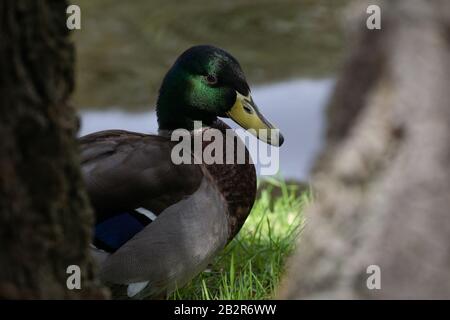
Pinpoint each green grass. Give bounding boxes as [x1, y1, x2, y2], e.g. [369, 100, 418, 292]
[169, 179, 311, 300]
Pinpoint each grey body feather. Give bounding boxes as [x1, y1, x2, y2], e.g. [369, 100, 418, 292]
[98, 176, 229, 298]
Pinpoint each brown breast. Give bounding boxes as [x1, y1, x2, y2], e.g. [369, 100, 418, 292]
[199, 119, 257, 241]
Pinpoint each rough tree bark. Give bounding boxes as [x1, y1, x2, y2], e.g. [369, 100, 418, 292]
[279, 0, 450, 299]
[0, 1, 105, 298]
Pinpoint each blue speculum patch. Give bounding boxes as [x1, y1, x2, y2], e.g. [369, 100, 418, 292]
[94, 212, 151, 252]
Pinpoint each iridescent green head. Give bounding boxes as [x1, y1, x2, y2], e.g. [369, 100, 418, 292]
[156, 45, 283, 146]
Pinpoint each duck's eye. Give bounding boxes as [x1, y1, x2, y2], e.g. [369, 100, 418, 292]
[205, 74, 218, 85]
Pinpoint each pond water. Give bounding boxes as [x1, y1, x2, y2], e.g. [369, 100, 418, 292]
[79, 78, 334, 182]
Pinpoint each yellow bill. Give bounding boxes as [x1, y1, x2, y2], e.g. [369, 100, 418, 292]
[226, 91, 284, 146]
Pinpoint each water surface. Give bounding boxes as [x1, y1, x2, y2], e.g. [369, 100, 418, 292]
[80, 78, 334, 181]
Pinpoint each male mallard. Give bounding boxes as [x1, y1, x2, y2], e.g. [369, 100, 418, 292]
[80, 45, 284, 299]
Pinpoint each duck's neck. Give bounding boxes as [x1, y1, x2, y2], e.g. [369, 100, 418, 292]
[156, 72, 217, 131]
[156, 101, 217, 131]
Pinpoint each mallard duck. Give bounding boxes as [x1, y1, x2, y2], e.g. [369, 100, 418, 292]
[80, 45, 284, 299]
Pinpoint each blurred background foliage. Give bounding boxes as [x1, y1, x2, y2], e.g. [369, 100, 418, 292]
[73, 0, 348, 109]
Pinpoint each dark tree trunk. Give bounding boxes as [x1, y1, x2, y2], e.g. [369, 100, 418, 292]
[0, 1, 105, 298]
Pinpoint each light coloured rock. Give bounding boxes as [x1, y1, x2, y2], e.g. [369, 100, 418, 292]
[279, 0, 450, 299]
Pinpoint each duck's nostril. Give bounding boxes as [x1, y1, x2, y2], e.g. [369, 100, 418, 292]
[243, 105, 253, 114]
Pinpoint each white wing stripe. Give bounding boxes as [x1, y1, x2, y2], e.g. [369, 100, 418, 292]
[135, 207, 158, 221]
